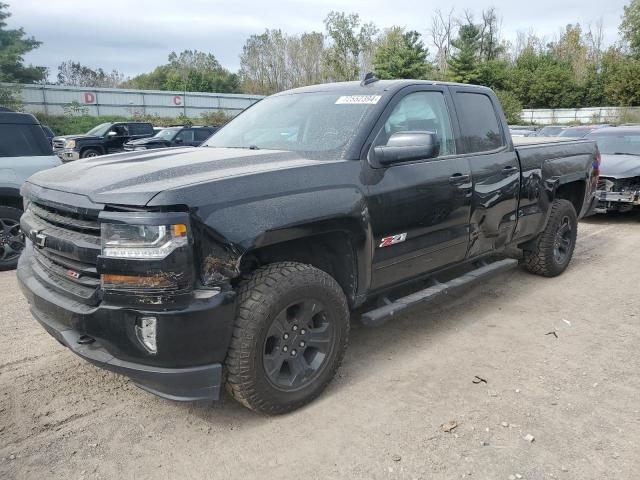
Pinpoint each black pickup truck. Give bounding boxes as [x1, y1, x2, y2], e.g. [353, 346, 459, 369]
[52, 121, 155, 161]
[17, 79, 599, 414]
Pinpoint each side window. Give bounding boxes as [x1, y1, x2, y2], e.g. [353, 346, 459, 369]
[193, 129, 212, 142]
[111, 124, 128, 136]
[181, 129, 195, 143]
[373, 91, 456, 156]
[129, 123, 151, 136]
[455, 93, 504, 153]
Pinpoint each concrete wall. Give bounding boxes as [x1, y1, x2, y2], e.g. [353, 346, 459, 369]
[6, 83, 264, 118]
[521, 106, 640, 125]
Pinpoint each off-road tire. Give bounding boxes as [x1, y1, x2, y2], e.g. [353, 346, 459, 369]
[522, 199, 577, 277]
[0, 206, 25, 271]
[225, 262, 350, 414]
[81, 148, 101, 158]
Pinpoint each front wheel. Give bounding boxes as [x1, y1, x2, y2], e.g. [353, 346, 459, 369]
[225, 262, 350, 414]
[521, 199, 578, 277]
[0, 206, 25, 271]
[81, 148, 101, 158]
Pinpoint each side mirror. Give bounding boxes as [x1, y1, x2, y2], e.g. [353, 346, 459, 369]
[107, 131, 118, 137]
[174, 138, 183, 144]
[372, 131, 440, 165]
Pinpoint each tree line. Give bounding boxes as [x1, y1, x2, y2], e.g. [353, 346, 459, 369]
[3, 1, 640, 121]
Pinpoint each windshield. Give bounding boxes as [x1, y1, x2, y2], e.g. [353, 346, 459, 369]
[86, 123, 112, 137]
[588, 132, 640, 156]
[203, 93, 380, 157]
[153, 128, 180, 140]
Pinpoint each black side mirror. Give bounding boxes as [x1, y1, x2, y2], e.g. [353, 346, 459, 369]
[174, 138, 183, 144]
[373, 131, 440, 165]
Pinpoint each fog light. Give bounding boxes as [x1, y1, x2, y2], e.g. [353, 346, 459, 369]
[136, 316, 157, 354]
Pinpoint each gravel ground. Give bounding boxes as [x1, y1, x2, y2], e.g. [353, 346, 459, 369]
[1, 213, 639, 480]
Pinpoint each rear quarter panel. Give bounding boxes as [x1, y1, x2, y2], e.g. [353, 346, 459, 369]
[512, 138, 596, 242]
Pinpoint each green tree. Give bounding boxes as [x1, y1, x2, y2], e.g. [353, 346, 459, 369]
[620, 0, 640, 57]
[602, 47, 640, 105]
[448, 23, 481, 83]
[57, 60, 126, 87]
[323, 11, 378, 81]
[0, 2, 46, 84]
[495, 89, 522, 124]
[372, 27, 431, 79]
[126, 50, 238, 93]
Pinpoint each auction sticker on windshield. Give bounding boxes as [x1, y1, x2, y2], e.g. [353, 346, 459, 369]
[335, 95, 382, 105]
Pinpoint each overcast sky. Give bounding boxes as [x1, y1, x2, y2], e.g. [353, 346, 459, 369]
[6, 0, 630, 79]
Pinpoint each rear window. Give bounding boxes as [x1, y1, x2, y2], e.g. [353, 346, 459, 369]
[0, 124, 52, 157]
[129, 123, 153, 135]
[455, 93, 505, 153]
[194, 128, 212, 142]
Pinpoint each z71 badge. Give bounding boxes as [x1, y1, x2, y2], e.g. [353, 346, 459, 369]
[379, 233, 407, 248]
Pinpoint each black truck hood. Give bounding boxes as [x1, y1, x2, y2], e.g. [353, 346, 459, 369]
[53, 134, 101, 142]
[26, 147, 325, 206]
[600, 153, 640, 178]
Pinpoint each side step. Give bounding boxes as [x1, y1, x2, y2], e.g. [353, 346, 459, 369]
[360, 258, 518, 327]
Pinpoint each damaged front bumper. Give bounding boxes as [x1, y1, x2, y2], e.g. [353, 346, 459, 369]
[595, 190, 640, 213]
[17, 248, 237, 401]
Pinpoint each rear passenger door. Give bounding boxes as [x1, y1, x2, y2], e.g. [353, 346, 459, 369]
[364, 86, 473, 292]
[450, 88, 520, 257]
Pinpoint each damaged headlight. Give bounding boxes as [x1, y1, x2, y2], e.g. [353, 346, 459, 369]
[102, 223, 188, 259]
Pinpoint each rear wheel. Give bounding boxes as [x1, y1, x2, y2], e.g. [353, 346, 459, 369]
[0, 206, 25, 271]
[225, 262, 350, 414]
[522, 199, 577, 277]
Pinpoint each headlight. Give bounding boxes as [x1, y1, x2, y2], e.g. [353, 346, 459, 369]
[65, 139, 76, 148]
[102, 223, 188, 259]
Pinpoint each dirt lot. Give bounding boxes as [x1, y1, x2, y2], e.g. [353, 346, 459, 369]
[1, 213, 639, 480]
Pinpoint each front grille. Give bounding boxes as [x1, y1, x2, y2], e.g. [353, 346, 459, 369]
[24, 201, 102, 305]
[52, 139, 65, 151]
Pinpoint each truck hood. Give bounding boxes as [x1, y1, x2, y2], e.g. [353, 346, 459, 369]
[53, 134, 101, 142]
[600, 153, 640, 178]
[25, 147, 325, 206]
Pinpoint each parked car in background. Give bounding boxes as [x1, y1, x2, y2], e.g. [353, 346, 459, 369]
[535, 125, 566, 137]
[18, 79, 598, 413]
[0, 112, 60, 270]
[509, 128, 535, 137]
[586, 126, 640, 213]
[560, 125, 609, 138]
[52, 121, 154, 161]
[123, 125, 218, 151]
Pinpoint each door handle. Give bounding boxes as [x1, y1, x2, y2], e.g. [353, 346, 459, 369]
[449, 173, 471, 185]
[501, 165, 518, 175]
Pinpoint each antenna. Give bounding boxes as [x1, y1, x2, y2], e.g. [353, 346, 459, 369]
[361, 72, 379, 86]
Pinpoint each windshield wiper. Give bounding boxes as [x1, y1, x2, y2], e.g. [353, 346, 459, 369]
[611, 152, 640, 156]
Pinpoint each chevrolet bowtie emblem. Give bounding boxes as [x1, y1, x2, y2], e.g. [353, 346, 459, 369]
[34, 231, 47, 248]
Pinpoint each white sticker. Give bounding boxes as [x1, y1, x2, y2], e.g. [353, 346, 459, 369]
[335, 95, 382, 105]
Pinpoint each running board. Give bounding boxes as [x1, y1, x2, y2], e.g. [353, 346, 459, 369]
[360, 258, 518, 327]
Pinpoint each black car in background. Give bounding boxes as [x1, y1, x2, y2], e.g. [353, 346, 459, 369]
[52, 121, 155, 161]
[124, 126, 218, 151]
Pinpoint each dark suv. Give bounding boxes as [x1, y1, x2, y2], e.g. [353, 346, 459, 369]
[52, 122, 154, 161]
[124, 126, 217, 151]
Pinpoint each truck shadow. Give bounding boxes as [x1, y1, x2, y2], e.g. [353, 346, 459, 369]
[180, 214, 625, 423]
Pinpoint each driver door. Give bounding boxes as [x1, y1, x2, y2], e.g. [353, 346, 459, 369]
[364, 87, 473, 291]
[105, 125, 128, 153]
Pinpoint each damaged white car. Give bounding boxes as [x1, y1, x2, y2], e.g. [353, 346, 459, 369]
[586, 126, 640, 213]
